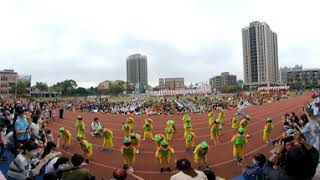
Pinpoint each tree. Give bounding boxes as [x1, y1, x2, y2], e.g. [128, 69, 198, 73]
[33, 82, 49, 92]
[72, 87, 88, 96]
[87, 86, 98, 95]
[109, 83, 124, 95]
[50, 84, 63, 93]
[9, 83, 16, 95]
[51, 79, 77, 96]
[16, 79, 27, 96]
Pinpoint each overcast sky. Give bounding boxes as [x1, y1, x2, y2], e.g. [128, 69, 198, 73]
[0, 0, 319, 87]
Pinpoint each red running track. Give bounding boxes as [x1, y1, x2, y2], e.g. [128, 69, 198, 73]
[47, 93, 311, 179]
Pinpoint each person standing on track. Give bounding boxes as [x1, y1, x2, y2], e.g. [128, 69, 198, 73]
[122, 122, 131, 138]
[58, 127, 71, 150]
[167, 119, 176, 131]
[216, 118, 223, 135]
[231, 113, 239, 130]
[231, 127, 248, 165]
[76, 135, 93, 160]
[263, 118, 273, 144]
[193, 141, 209, 170]
[155, 140, 176, 173]
[130, 132, 141, 154]
[237, 100, 248, 117]
[75, 115, 85, 138]
[165, 121, 174, 141]
[184, 128, 196, 152]
[127, 117, 135, 130]
[210, 119, 220, 146]
[240, 115, 251, 137]
[154, 134, 166, 148]
[217, 109, 225, 125]
[143, 120, 153, 141]
[121, 137, 136, 172]
[208, 110, 215, 127]
[100, 127, 113, 152]
[184, 119, 192, 134]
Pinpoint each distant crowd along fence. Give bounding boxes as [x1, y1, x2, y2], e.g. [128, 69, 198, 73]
[258, 86, 290, 91]
[148, 89, 212, 96]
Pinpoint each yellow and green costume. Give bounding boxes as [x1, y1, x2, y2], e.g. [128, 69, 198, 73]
[143, 122, 153, 140]
[102, 128, 113, 148]
[122, 123, 131, 137]
[155, 140, 175, 165]
[59, 127, 71, 146]
[184, 131, 196, 149]
[231, 131, 248, 159]
[76, 119, 85, 137]
[193, 141, 208, 164]
[263, 118, 272, 141]
[79, 139, 93, 157]
[231, 115, 239, 129]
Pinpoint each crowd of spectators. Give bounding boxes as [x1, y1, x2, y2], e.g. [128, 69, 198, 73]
[239, 90, 320, 180]
[0, 89, 311, 180]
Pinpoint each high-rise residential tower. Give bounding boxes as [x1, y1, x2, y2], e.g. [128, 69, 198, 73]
[242, 21, 279, 86]
[126, 54, 148, 92]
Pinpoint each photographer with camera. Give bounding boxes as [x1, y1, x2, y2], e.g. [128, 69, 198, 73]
[294, 106, 320, 159]
[263, 130, 319, 180]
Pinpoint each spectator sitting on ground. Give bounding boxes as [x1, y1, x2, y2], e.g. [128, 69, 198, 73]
[60, 153, 95, 180]
[241, 154, 266, 180]
[170, 158, 208, 180]
[91, 117, 102, 137]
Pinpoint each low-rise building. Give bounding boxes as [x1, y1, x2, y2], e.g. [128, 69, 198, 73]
[0, 69, 18, 97]
[159, 78, 185, 90]
[280, 65, 303, 84]
[209, 72, 237, 90]
[287, 69, 320, 87]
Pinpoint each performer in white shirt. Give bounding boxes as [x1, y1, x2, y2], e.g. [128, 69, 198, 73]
[91, 117, 102, 136]
[237, 100, 248, 117]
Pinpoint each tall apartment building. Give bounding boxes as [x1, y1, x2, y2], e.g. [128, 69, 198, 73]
[209, 72, 237, 90]
[126, 54, 148, 93]
[159, 78, 185, 90]
[280, 65, 303, 84]
[242, 21, 279, 86]
[0, 69, 18, 97]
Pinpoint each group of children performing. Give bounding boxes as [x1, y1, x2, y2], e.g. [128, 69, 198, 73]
[56, 108, 273, 172]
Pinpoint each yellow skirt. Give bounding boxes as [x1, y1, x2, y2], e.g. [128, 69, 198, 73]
[231, 123, 238, 129]
[210, 131, 219, 140]
[194, 154, 207, 164]
[233, 145, 244, 158]
[87, 144, 93, 157]
[124, 154, 135, 165]
[77, 130, 85, 137]
[159, 156, 171, 164]
[263, 132, 270, 141]
[102, 138, 113, 148]
[144, 131, 153, 139]
[185, 140, 195, 148]
[124, 130, 131, 137]
[166, 133, 173, 141]
[64, 137, 71, 145]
